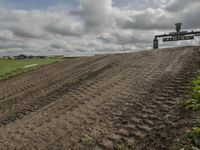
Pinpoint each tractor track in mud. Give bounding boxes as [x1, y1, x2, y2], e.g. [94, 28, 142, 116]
[0, 46, 200, 149]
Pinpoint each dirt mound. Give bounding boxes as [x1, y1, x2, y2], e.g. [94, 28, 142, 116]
[0, 46, 200, 149]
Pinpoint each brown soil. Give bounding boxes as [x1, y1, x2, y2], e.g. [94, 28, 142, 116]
[0, 46, 200, 150]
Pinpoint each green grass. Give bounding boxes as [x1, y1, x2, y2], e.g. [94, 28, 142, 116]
[187, 127, 200, 147]
[178, 125, 200, 150]
[183, 72, 200, 110]
[0, 58, 63, 80]
[179, 71, 200, 149]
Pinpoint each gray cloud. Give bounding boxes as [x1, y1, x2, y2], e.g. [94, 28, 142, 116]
[45, 23, 83, 37]
[0, 40, 28, 49]
[116, 8, 175, 30]
[98, 30, 152, 45]
[75, 0, 115, 33]
[165, 0, 200, 12]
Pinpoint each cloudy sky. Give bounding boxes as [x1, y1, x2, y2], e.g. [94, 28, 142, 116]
[0, 0, 200, 56]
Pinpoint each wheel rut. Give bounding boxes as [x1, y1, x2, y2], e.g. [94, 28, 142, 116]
[0, 47, 199, 149]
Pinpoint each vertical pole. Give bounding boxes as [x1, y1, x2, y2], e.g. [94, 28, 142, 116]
[153, 37, 159, 49]
[199, 37, 200, 46]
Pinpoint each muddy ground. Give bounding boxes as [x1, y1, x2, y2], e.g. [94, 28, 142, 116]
[0, 46, 200, 150]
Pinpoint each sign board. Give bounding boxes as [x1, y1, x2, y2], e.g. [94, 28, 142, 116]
[163, 36, 194, 42]
[153, 23, 200, 49]
[170, 31, 188, 36]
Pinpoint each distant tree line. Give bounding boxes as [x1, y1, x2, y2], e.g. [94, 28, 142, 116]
[0, 54, 65, 60]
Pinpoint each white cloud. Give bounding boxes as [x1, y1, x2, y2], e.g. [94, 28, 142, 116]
[165, 0, 200, 12]
[77, 0, 115, 32]
[0, 0, 200, 56]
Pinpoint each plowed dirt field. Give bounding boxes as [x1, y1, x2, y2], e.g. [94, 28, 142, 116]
[0, 46, 200, 150]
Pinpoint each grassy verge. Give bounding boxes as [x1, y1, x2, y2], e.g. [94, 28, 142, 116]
[177, 125, 200, 150]
[180, 71, 200, 149]
[0, 58, 64, 80]
[183, 72, 200, 110]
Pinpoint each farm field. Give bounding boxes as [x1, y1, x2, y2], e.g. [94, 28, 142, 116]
[0, 58, 63, 80]
[0, 46, 200, 149]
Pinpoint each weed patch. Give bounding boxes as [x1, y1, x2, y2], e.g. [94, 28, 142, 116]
[183, 72, 200, 110]
[180, 72, 200, 149]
